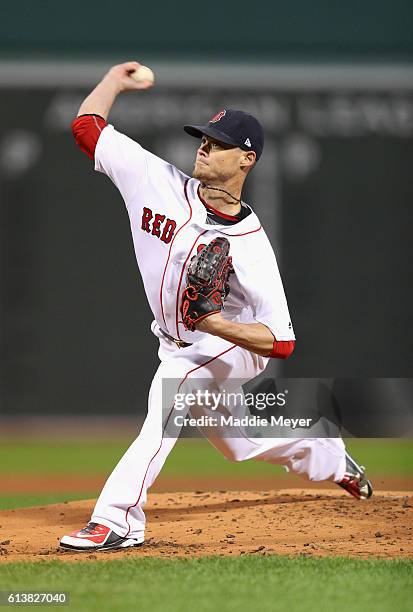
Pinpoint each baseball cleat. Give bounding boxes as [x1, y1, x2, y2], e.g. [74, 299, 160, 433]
[59, 522, 144, 552]
[337, 452, 373, 500]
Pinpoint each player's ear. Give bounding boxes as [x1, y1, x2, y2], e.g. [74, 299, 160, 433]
[240, 151, 256, 172]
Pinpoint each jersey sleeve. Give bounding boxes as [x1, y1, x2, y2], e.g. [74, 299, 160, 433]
[94, 124, 186, 212]
[94, 124, 149, 206]
[234, 233, 296, 342]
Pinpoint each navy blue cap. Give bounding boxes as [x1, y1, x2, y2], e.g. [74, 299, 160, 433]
[184, 109, 264, 160]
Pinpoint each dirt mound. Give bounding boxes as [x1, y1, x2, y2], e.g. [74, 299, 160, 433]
[0, 490, 412, 563]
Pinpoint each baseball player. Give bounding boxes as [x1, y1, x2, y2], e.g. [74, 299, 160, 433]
[60, 62, 372, 552]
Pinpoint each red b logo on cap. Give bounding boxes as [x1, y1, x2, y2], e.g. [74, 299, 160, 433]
[210, 110, 226, 123]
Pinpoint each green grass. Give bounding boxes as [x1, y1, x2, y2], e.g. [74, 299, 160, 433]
[0, 556, 411, 612]
[0, 438, 411, 510]
[0, 438, 412, 476]
[0, 440, 130, 475]
[0, 440, 411, 611]
[0, 493, 95, 511]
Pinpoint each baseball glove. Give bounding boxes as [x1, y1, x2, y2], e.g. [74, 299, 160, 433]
[180, 237, 233, 332]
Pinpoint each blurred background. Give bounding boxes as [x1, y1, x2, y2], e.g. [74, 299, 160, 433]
[0, 0, 412, 506]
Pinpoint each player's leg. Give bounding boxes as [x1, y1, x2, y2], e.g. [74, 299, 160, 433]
[89, 356, 188, 542]
[184, 343, 364, 494]
[224, 434, 372, 499]
[194, 384, 371, 498]
[61, 335, 258, 550]
[99, 336, 270, 539]
[193, 389, 347, 482]
[60, 360, 180, 550]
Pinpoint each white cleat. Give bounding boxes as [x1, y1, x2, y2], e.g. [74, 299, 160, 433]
[60, 522, 144, 552]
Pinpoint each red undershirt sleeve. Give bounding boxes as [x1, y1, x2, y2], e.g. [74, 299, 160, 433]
[72, 114, 107, 160]
[267, 339, 295, 359]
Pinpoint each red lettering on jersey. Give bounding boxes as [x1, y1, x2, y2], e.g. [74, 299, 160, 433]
[161, 219, 177, 244]
[141, 207, 153, 232]
[210, 110, 226, 123]
[141, 208, 177, 244]
[152, 213, 166, 238]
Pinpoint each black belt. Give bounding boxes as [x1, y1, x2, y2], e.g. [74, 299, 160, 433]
[159, 328, 193, 348]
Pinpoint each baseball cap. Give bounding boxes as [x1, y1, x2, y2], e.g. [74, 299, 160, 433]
[184, 109, 264, 160]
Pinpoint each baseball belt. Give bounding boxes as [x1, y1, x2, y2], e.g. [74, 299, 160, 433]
[159, 328, 193, 348]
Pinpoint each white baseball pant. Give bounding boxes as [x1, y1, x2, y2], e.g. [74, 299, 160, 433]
[91, 327, 346, 540]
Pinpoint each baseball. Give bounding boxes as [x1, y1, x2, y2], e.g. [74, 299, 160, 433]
[130, 65, 155, 84]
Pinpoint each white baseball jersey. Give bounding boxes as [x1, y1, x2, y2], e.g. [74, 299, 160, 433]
[94, 125, 295, 345]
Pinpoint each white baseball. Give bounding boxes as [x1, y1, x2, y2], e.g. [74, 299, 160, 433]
[130, 65, 155, 84]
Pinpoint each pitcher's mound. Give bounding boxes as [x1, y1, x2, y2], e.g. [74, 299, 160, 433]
[0, 489, 412, 563]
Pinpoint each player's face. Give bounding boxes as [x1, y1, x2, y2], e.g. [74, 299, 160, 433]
[192, 135, 245, 183]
